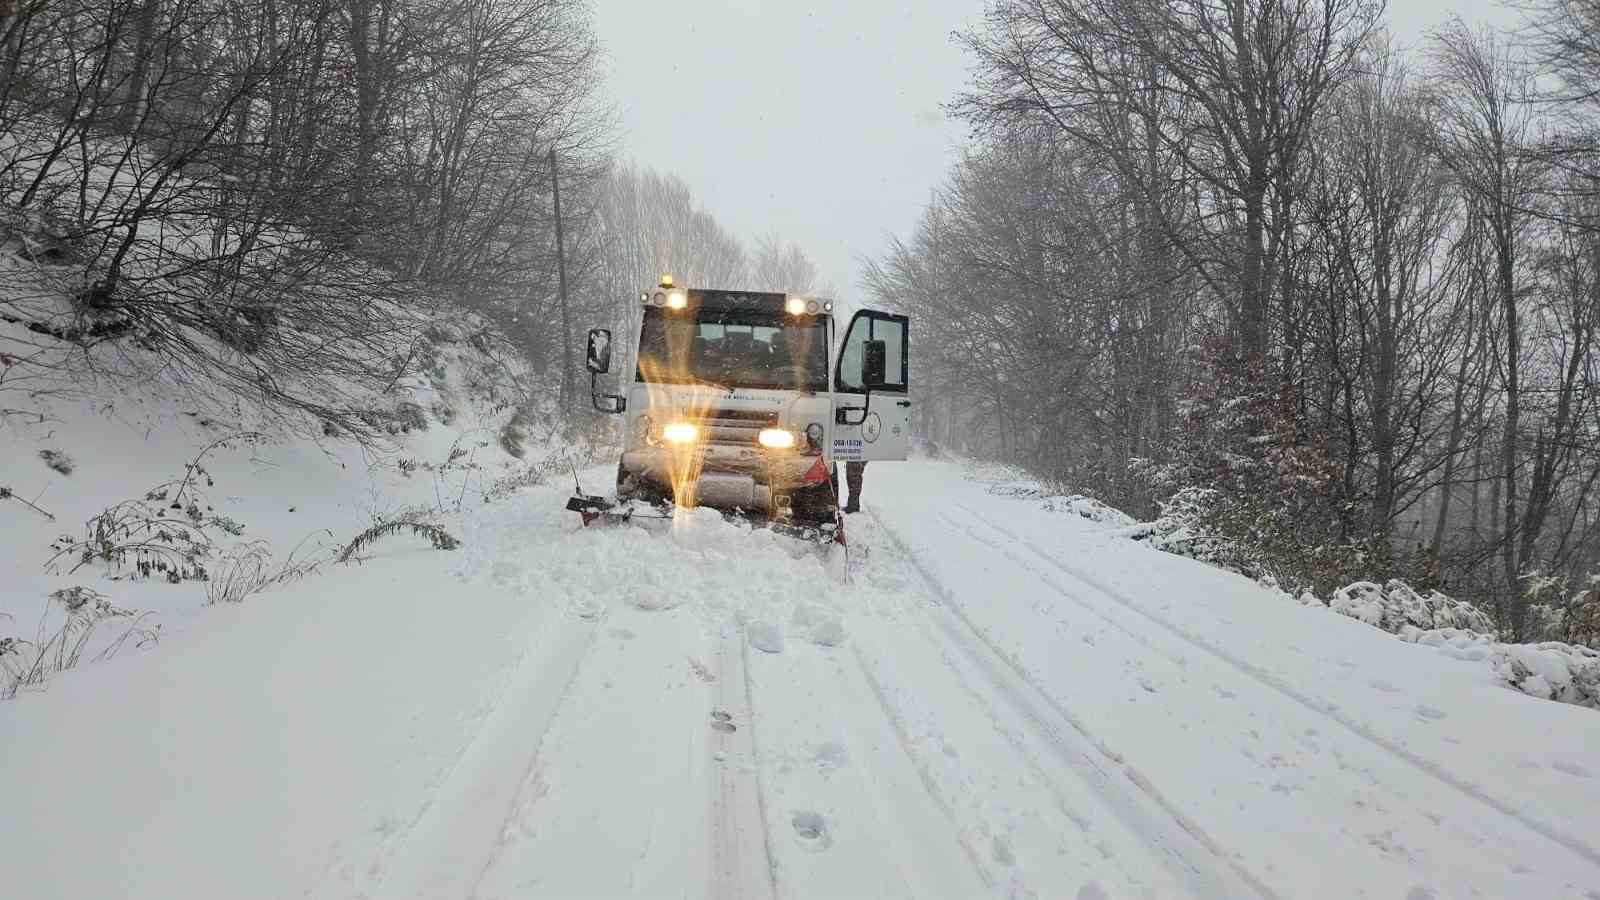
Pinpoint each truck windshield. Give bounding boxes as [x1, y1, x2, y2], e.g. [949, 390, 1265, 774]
[636, 307, 828, 392]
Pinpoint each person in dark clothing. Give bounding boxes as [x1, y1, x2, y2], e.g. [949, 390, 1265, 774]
[843, 460, 867, 514]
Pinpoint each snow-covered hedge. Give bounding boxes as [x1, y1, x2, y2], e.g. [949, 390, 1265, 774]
[1298, 579, 1600, 711]
[1324, 579, 1496, 635]
[1489, 642, 1600, 709]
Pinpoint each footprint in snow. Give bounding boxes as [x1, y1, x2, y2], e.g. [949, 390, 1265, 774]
[991, 835, 1015, 867]
[812, 741, 848, 771]
[1368, 679, 1400, 693]
[1414, 705, 1447, 721]
[791, 811, 832, 851]
[608, 627, 635, 640]
[1551, 760, 1593, 779]
[710, 710, 736, 733]
[1077, 881, 1109, 900]
[1407, 887, 1438, 900]
[688, 658, 716, 683]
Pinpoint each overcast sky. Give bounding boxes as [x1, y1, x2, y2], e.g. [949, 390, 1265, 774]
[593, 0, 1518, 303]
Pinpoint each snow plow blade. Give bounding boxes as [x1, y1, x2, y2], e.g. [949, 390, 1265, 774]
[565, 494, 667, 527]
[567, 493, 843, 545]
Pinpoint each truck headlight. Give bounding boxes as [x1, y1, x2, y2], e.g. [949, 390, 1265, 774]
[662, 422, 699, 444]
[758, 428, 796, 449]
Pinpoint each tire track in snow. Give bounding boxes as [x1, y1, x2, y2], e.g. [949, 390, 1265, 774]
[742, 609, 995, 898]
[708, 625, 778, 900]
[955, 500, 1600, 873]
[363, 618, 598, 900]
[843, 639, 1000, 894]
[865, 510, 1275, 900]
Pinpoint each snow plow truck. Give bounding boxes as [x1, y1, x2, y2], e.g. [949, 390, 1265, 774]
[567, 276, 910, 547]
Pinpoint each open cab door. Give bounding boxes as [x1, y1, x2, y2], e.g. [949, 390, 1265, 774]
[832, 310, 910, 462]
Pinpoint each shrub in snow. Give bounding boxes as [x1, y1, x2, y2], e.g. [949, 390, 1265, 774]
[1327, 580, 1495, 636]
[985, 480, 1050, 499]
[1129, 340, 1427, 597]
[483, 464, 551, 502]
[393, 401, 430, 433]
[1525, 572, 1600, 649]
[208, 539, 332, 605]
[44, 435, 263, 583]
[1137, 485, 1262, 575]
[1490, 642, 1600, 709]
[38, 448, 74, 475]
[2, 587, 159, 700]
[335, 516, 460, 564]
[498, 420, 528, 459]
[50, 585, 129, 617]
[0, 484, 56, 520]
[1299, 579, 1600, 711]
[1038, 494, 1135, 527]
[423, 323, 462, 345]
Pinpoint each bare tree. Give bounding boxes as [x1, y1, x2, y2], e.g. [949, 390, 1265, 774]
[1425, 19, 1547, 618]
[1304, 45, 1458, 548]
[748, 231, 821, 294]
[960, 0, 1381, 362]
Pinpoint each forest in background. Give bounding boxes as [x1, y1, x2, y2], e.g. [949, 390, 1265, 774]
[868, 0, 1600, 643]
[0, 0, 826, 436]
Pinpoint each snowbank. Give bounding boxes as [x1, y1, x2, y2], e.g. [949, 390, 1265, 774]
[954, 466, 1600, 715]
[961, 461, 1136, 528]
[0, 305, 577, 700]
[1296, 580, 1600, 711]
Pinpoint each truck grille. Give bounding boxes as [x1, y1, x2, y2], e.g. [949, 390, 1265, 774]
[690, 408, 778, 446]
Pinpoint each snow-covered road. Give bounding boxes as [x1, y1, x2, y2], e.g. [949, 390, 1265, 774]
[5, 460, 1600, 899]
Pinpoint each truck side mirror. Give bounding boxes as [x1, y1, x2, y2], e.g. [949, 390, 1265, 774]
[862, 339, 887, 389]
[585, 328, 625, 414]
[585, 328, 612, 374]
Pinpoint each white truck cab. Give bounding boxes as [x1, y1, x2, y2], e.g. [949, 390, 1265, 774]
[575, 277, 910, 535]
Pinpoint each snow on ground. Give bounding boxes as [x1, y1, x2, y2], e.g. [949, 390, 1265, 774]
[0, 312, 560, 652]
[4, 457, 1600, 899]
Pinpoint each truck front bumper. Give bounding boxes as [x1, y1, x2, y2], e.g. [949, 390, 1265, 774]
[620, 445, 830, 512]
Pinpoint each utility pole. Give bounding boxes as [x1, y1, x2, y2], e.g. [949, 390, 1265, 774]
[551, 147, 573, 410]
